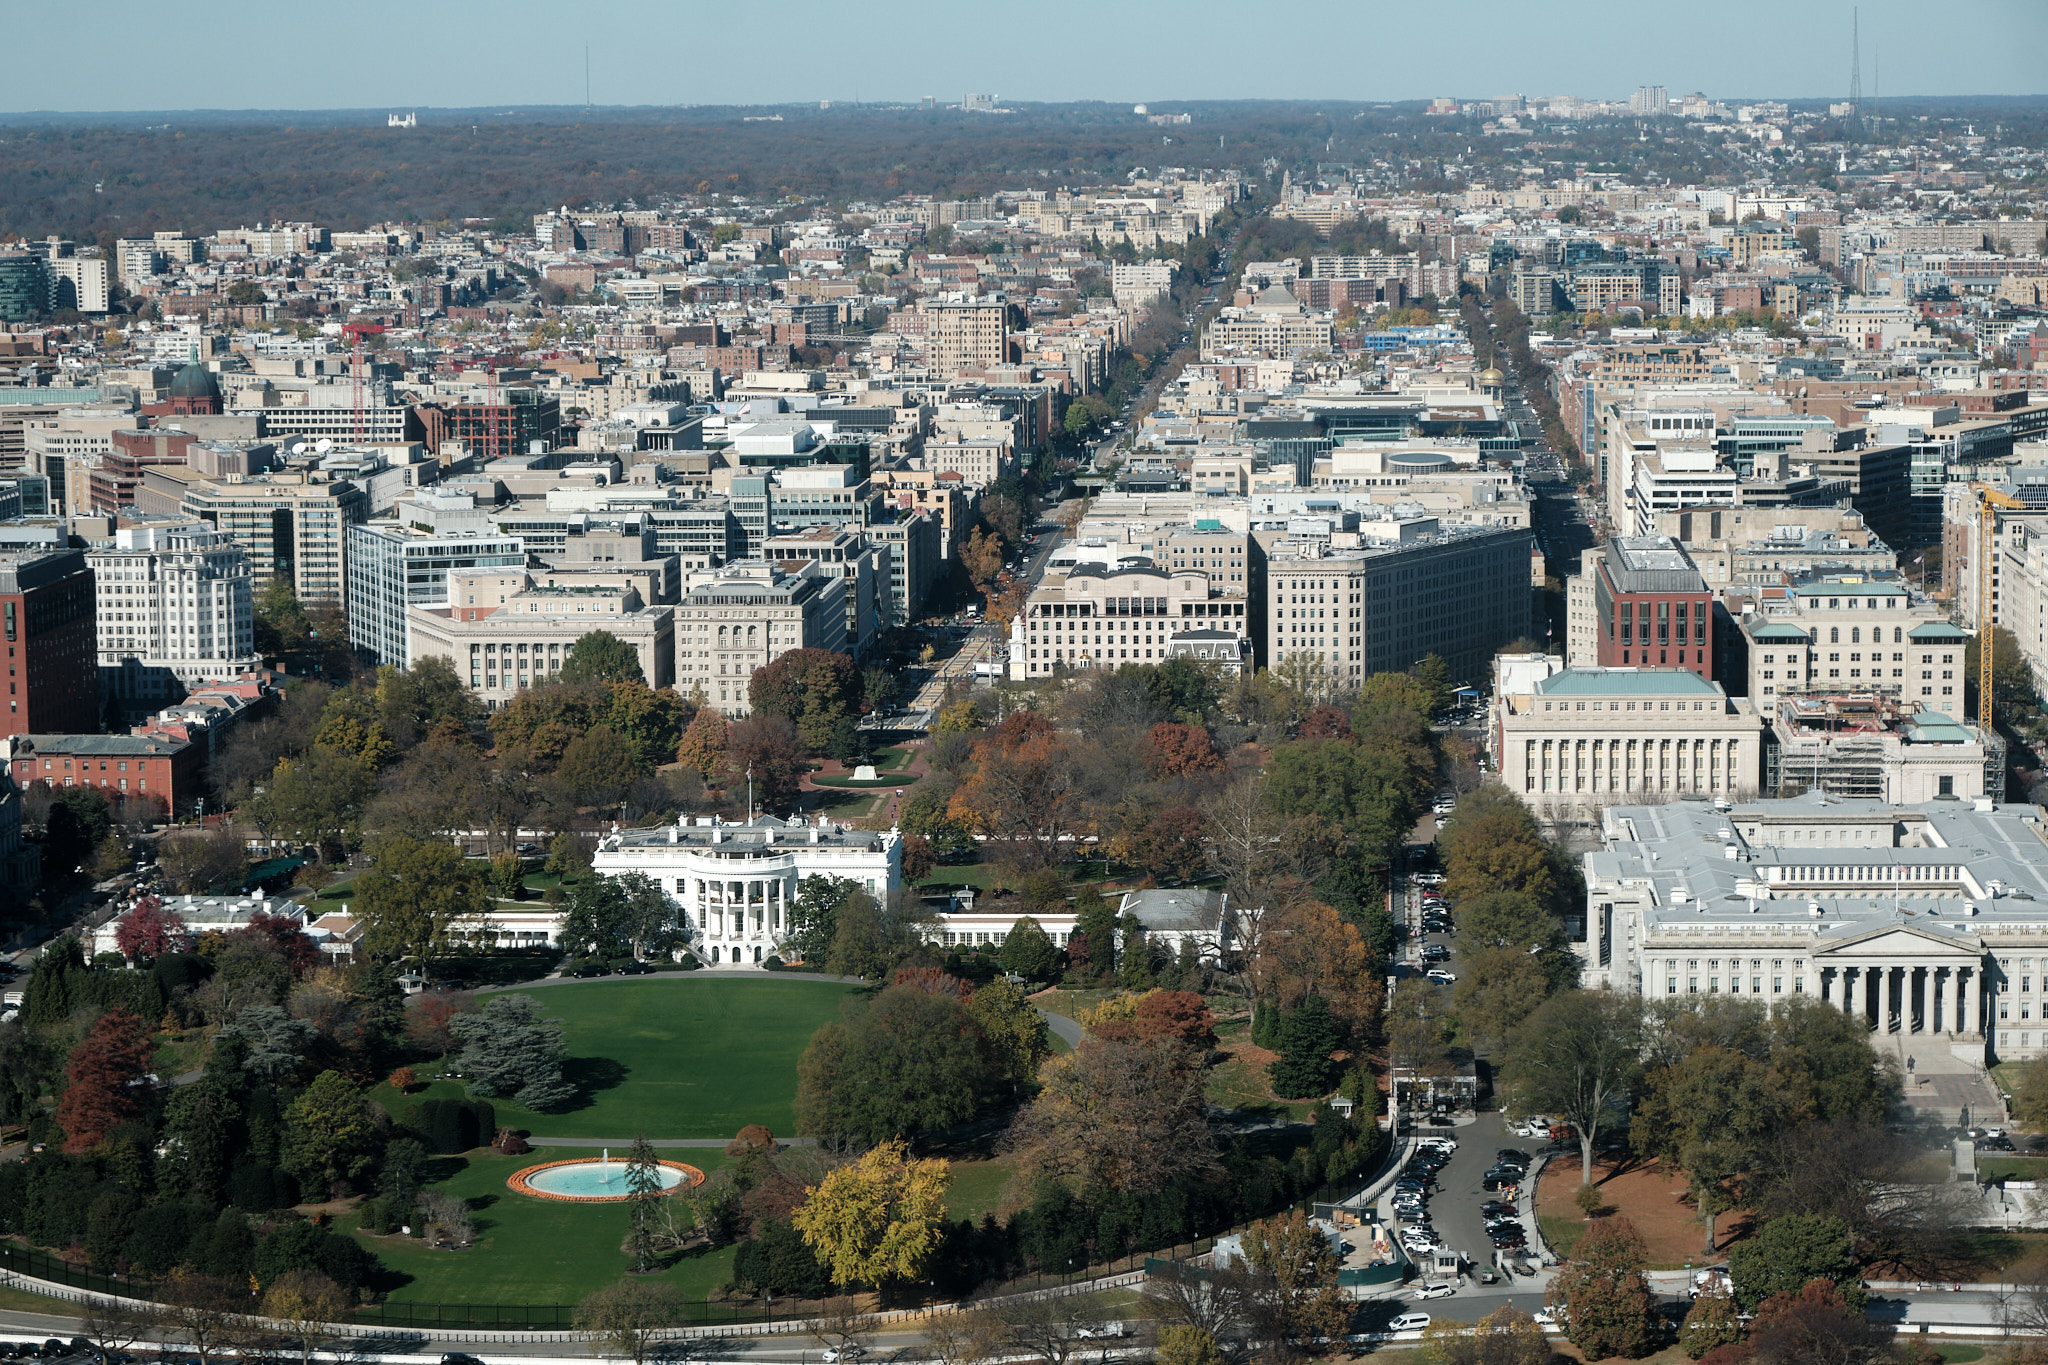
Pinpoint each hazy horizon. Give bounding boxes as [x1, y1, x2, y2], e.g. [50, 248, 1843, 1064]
[5, 0, 2040, 114]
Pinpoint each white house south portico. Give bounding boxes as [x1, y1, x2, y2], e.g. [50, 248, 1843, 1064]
[1584, 793, 2048, 1065]
[592, 814, 902, 967]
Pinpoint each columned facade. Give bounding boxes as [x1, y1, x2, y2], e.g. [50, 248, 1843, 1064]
[591, 815, 902, 969]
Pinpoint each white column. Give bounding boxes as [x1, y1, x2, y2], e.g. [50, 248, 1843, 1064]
[1962, 967, 1979, 1036]
[1843, 963, 1861, 1022]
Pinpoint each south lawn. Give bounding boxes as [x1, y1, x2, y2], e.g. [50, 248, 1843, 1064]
[373, 977, 855, 1139]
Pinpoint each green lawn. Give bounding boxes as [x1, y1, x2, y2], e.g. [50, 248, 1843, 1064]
[945, 1158, 1016, 1223]
[868, 745, 917, 773]
[152, 1029, 210, 1078]
[0, 1281, 74, 1317]
[1540, 1214, 1586, 1259]
[375, 978, 855, 1139]
[356, 1146, 737, 1305]
[1976, 1156, 2048, 1183]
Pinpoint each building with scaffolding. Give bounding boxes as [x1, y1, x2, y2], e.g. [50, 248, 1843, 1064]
[1765, 692, 1999, 804]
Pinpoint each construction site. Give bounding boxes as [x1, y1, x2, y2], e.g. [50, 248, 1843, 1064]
[1766, 691, 2002, 803]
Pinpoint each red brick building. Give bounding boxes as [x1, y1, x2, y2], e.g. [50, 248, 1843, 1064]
[92, 428, 196, 512]
[0, 550, 98, 736]
[1593, 536, 1714, 680]
[11, 733, 198, 821]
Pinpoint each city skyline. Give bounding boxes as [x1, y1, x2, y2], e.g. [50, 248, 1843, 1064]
[3, 0, 2042, 114]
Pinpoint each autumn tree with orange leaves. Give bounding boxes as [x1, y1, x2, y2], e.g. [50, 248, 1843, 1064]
[945, 712, 1083, 874]
[1249, 900, 1382, 1048]
[1148, 722, 1222, 777]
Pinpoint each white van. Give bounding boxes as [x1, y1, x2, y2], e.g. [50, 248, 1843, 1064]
[1390, 1314, 1432, 1332]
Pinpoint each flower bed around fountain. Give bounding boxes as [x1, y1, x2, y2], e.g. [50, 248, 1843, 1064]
[507, 1156, 705, 1202]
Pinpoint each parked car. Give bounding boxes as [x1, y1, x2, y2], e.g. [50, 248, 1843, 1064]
[1425, 969, 1456, 985]
[1496, 1148, 1532, 1164]
[1416, 1282, 1457, 1300]
[821, 1349, 867, 1364]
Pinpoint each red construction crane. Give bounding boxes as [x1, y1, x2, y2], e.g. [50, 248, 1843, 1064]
[341, 322, 386, 445]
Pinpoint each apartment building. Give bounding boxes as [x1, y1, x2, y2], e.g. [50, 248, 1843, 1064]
[674, 560, 849, 713]
[1200, 286, 1335, 360]
[924, 294, 1009, 380]
[88, 523, 258, 714]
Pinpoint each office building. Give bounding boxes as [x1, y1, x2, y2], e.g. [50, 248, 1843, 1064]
[346, 521, 528, 668]
[1492, 662, 1761, 820]
[0, 550, 98, 737]
[87, 524, 258, 714]
[178, 473, 370, 602]
[674, 560, 849, 713]
[1580, 793, 2048, 1063]
[1009, 560, 1253, 680]
[763, 527, 884, 662]
[1764, 693, 1995, 803]
[408, 570, 675, 707]
[1590, 536, 1714, 679]
[1737, 577, 1966, 716]
[1263, 525, 1534, 688]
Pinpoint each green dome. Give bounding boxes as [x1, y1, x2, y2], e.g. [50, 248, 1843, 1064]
[169, 360, 221, 401]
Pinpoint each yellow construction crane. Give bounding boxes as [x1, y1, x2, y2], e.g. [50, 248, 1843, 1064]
[1976, 484, 2030, 727]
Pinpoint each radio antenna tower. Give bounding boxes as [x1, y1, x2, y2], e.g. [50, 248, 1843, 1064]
[1848, 7, 1862, 124]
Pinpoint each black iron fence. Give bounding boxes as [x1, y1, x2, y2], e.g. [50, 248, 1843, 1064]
[0, 1242, 156, 1302]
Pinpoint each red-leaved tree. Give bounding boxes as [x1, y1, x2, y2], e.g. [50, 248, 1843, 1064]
[1132, 990, 1218, 1050]
[58, 1007, 154, 1153]
[113, 896, 188, 962]
[892, 966, 974, 1000]
[237, 910, 322, 977]
[1148, 722, 1222, 777]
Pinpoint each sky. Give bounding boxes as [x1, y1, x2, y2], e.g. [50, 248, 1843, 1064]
[5, 0, 2043, 113]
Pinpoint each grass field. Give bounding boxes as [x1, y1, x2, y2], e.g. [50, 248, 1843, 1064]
[1540, 1214, 1586, 1259]
[373, 978, 855, 1139]
[944, 1159, 1016, 1223]
[1976, 1156, 2048, 1183]
[357, 1146, 737, 1305]
[0, 1281, 75, 1317]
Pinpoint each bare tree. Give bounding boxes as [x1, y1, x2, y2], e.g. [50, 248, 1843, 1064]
[923, 1307, 1005, 1365]
[988, 1292, 1096, 1365]
[1749, 1120, 1970, 1280]
[1140, 1260, 1252, 1356]
[157, 1270, 248, 1365]
[811, 1295, 875, 1356]
[574, 1280, 684, 1365]
[77, 1296, 163, 1359]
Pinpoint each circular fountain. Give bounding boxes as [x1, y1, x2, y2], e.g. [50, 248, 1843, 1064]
[507, 1154, 704, 1202]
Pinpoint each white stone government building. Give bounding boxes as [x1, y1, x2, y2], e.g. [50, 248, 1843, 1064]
[1582, 792, 2048, 1064]
[591, 814, 901, 966]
